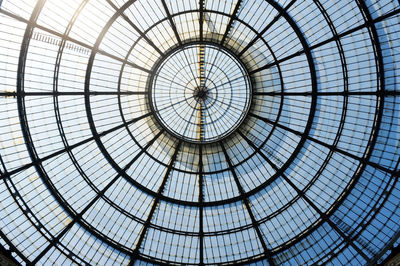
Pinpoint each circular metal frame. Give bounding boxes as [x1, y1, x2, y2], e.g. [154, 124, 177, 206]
[147, 41, 253, 144]
[0, 0, 399, 265]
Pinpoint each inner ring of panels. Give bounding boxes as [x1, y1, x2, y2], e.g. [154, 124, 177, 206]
[148, 42, 252, 144]
[0, 0, 399, 265]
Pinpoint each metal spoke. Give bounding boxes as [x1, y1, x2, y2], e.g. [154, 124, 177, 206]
[161, 0, 182, 45]
[198, 144, 204, 265]
[249, 113, 398, 176]
[220, 142, 275, 265]
[1, 0, 400, 265]
[199, 0, 204, 41]
[220, 0, 243, 45]
[106, 0, 164, 56]
[253, 91, 400, 97]
[249, 8, 400, 75]
[1, 112, 153, 180]
[0, 91, 148, 97]
[129, 139, 181, 264]
[238, 130, 370, 262]
[33, 130, 163, 263]
[238, 0, 297, 58]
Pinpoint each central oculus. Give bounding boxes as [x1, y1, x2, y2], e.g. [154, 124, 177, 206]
[148, 42, 252, 144]
[193, 86, 209, 102]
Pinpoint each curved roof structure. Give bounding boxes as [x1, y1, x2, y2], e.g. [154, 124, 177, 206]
[0, 0, 400, 265]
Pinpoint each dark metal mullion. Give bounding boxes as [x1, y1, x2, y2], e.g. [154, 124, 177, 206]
[249, 7, 400, 75]
[198, 144, 204, 265]
[97, 49, 151, 74]
[205, 54, 244, 88]
[348, 1, 386, 263]
[253, 91, 400, 97]
[239, 130, 370, 261]
[30, 219, 75, 264]
[33, 130, 162, 264]
[161, 0, 182, 46]
[0, 228, 29, 264]
[153, 94, 197, 118]
[220, 142, 275, 266]
[220, 0, 243, 45]
[205, 72, 250, 93]
[0, 112, 152, 181]
[203, 105, 222, 138]
[199, 0, 204, 41]
[106, 0, 164, 57]
[322, 168, 400, 266]
[0, 91, 148, 97]
[154, 67, 195, 91]
[129, 140, 182, 264]
[11, 1, 93, 263]
[15, 0, 136, 261]
[212, 97, 251, 114]
[180, 48, 201, 89]
[237, 0, 297, 58]
[172, 98, 198, 139]
[14, 3, 61, 264]
[282, 174, 370, 261]
[202, 46, 224, 89]
[0, 9, 151, 75]
[249, 113, 398, 176]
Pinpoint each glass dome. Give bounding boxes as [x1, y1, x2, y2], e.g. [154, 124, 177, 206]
[0, 0, 399, 265]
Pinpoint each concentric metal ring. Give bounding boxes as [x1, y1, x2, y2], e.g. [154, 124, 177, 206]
[0, 0, 399, 265]
[148, 42, 252, 144]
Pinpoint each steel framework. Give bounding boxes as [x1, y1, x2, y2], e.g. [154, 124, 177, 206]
[0, 0, 400, 265]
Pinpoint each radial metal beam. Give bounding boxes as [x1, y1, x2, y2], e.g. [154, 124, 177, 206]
[238, 130, 370, 261]
[237, 0, 296, 58]
[220, 142, 275, 266]
[0, 112, 152, 181]
[199, 0, 204, 41]
[249, 7, 400, 75]
[253, 90, 400, 97]
[30, 221, 75, 265]
[161, 0, 182, 45]
[283, 173, 371, 261]
[198, 144, 204, 265]
[0, 8, 151, 75]
[0, 223, 29, 264]
[106, 0, 164, 56]
[32, 130, 163, 264]
[220, 0, 243, 45]
[129, 140, 182, 264]
[0, 91, 148, 97]
[249, 113, 398, 177]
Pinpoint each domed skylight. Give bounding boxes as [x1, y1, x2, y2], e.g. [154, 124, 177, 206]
[0, 0, 399, 265]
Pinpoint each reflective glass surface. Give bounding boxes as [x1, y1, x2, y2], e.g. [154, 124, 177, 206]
[0, 0, 400, 265]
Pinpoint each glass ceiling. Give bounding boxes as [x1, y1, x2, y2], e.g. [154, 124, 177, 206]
[0, 0, 399, 265]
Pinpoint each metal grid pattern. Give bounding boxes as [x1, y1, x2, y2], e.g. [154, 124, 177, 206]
[149, 43, 252, 143]
[0, 0, 399, 265]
